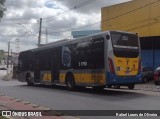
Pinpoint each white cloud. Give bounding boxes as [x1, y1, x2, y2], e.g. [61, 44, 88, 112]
[0, 0, 131, 52]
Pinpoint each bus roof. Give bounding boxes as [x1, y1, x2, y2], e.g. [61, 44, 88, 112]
[20, 30, 137, 53]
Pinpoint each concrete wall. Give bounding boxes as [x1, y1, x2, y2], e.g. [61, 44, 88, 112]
[101, 0, 160, 37]
[142, 50, 160, 70]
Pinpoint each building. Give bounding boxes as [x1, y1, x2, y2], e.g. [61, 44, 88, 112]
[101, 0, 160, 69]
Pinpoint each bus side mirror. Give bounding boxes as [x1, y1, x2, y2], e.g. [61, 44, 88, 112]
[106, 35, 110, 40]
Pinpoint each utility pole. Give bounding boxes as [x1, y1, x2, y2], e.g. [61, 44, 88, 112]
[15, 38, 20, 53]
[38, 18, 42, 47]
[7, 41, 10, 68]
[11, 50, 12, 68]
[46, 27, 48, 44]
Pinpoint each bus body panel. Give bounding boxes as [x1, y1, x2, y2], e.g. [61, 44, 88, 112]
[114, 57, 139, 76]
[17, 72, 26, 82]
[41, 71, 52, 83]
[17, 30, 142, 88]
[59, 69, 106, 86]
[107, 72, 142, 85]
[105, 31, 142, 86]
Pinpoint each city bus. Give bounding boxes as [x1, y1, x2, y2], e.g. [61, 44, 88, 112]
[17, 30, 142, 90]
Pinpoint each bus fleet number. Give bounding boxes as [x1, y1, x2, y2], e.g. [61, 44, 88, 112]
[79, 62, 87, 67]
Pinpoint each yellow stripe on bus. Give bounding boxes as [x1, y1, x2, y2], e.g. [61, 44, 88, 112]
[43, 74, 52, 81]
[60, 73, 105, 85]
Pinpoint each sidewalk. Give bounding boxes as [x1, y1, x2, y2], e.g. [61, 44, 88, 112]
[0, 70, 76, 119]
[135, 80, 160, 92]
[0, 94, 76, 119]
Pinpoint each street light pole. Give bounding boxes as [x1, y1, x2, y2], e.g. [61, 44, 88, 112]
[11, 50, 12, 68]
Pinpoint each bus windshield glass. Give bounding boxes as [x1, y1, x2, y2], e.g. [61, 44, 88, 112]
[111, 31, 139, 58]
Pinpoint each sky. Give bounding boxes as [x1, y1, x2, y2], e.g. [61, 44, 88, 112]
[0, 0, 130, 52]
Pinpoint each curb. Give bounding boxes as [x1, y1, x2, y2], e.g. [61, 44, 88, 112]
[0, 94, 76, 119]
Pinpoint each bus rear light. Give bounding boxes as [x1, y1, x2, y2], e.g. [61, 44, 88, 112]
[108, 58, 115, 74]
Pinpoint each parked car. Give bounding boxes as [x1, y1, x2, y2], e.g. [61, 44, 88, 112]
[142, 66, 154, 83]
[154, 67, 160, 85]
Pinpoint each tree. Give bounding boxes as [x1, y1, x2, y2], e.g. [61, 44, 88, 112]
[0, 50, 5, 64]
[0, 0, 6, 19]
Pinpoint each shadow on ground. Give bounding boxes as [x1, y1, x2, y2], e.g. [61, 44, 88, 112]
[18, 83, 147, 100]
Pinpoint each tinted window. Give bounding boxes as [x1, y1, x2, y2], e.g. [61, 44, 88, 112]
[111, 32, 138, 49]
[38, 50, 51, 71]
[111, 31, 139, 58]
[67, 37, 105, 69]
[18, 51, 34, 72]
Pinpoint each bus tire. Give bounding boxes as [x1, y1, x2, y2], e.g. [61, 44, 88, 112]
[107, 85, 112, 88]
[26, 74, 34, 86]
[128, 84, 135, 89]
[155, 81, 159, 85]
[66, 74, 75, 91]
[93, 86, 105, 91]
[114, 85, 120, 89]
[143, 77, 147, 83]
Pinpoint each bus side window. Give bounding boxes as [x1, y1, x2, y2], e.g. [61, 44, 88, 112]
[62, 46, 71, 67]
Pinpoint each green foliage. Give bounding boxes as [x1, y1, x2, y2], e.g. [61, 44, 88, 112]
[0, 0, 6, 19]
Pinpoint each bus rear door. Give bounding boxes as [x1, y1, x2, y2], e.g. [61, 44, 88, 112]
[34, 55, 40, 82]
[52, 49, 60, 83]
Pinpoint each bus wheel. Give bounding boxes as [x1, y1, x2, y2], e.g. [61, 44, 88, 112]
[155, 81, 159, 85]
[128, 84, 135, 89]
[143, 77, 147, 83]
[107, 85, 112, 88]
[26, 74, 34, 86]
[66, 74, 75, 91]
[114, 85, 120, 89]
[93, 86, 105, 91]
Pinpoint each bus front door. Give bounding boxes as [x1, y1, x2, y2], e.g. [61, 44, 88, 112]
[34, 56, 40, 82]
[52, 51, 59, 83]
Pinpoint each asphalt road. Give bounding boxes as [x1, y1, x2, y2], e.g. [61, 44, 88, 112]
[0, 79, 160, 119]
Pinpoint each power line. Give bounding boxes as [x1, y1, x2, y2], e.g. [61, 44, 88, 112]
[111, 15, 160, 30]
[126, 18, 160, 31]
[48, 0, 160, 34]
[43, 8, 74, 22]
[29, 23, 39, 30]
[1, 0, 97, 41]
[101, 0, 160, 24]
[20, 31, 28, 38]
[48, 22, 100, 34]
[18, 23, 38, 38]
[43, 0, 97, 22]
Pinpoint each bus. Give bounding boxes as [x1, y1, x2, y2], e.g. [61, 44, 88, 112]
[17, 30, 142, 90]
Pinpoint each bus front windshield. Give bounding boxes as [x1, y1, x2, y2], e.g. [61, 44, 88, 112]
[111, 31, 139, 58]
